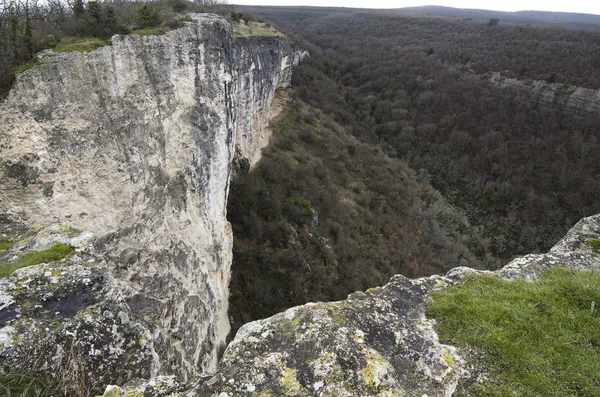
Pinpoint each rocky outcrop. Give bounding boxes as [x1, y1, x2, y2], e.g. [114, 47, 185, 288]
[0, 13, 304, 385]
[101, 214, 599, 396]
[485, 72, 600, 116]
[0, 208, 155, 390]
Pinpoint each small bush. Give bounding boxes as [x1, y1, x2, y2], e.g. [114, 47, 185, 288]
[84, 1, 119, 38]
[170, 0, 187, 13]
[0, 243, 74, 278]
[137, 4, 158, 29]
[47, 34, 57, 48]
[115, 23, 131, 35]
[231, 11, 244, 23]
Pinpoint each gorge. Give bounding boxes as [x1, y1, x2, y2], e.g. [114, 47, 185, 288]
[0, 9, 599, 397]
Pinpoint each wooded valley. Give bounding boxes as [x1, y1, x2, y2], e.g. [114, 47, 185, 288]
[228, 7, 600, 331]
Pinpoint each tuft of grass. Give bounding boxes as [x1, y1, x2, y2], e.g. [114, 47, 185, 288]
[0, 239, 10, 252]
[0, 243, 74, 278]
[131, 27, 166, 36]
[11, 60, 43, 75]
[586, 238, 600, 251]
[427, 267, 600, 396]
[0, 374, 61, 397]
[54, 37, 109, 53]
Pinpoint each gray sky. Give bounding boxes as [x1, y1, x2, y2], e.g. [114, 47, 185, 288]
[231, 0, 600, 16]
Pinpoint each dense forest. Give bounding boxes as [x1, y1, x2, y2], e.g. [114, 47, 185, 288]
[227, 98, 489, 330]
[228, 7, 600, 331]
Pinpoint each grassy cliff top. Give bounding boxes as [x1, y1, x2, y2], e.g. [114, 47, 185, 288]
[428, 267, 600, 396]
[232, 20, 283, 37]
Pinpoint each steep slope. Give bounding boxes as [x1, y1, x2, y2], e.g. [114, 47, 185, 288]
[0, 13, 304, 385]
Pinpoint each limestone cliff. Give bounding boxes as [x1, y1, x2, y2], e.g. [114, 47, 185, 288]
[0, 13, 304, 384]
[484, 72, 600, 116]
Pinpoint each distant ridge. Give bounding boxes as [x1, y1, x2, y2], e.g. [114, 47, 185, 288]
[393, 6, 600, 29]
[236, 4, 600, 29]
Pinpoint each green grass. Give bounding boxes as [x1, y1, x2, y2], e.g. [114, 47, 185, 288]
[11, 60, 43, 75]
[0, 239, 10, 252]
[427, 268, 600, 396]
[232, 21, 282, 37]
[54, 37, 109, 53]
[131, 27, 166, 36]
[586, 238, 600, 251]
[0, 374, 61, 397]
[0, 243, 74, 278]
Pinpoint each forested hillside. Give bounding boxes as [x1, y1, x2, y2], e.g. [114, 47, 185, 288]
[228, 98, 488, 331]
[228, 7, 600, 329]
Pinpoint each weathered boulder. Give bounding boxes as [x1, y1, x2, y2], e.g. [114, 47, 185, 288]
[0, 13, 305, 387]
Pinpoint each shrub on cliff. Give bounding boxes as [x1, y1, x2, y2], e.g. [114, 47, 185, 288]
[136, 4, 158, 28]
[83, 1, 119, 38]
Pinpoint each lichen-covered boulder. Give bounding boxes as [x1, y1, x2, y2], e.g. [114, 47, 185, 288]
[0, 209, 154, 394]
[192, 275, 463, 397]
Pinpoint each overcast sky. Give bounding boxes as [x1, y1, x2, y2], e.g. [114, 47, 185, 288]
[231, 0, 600, 16]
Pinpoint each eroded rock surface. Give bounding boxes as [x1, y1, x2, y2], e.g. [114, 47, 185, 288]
[0, 13, 304, 384]
[0, 207, 154, 390]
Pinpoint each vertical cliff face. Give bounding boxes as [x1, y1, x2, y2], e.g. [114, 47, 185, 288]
[232, 36, 304, 167]
[0, 14, 304, 379]
[484, 72, 600, 116]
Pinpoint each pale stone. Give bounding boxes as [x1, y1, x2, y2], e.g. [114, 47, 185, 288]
[0, 13, 305, 384]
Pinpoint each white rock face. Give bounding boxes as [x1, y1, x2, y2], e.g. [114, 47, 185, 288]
[484, 72, 600, 114]
[0, 14, 304, 379]
[233, 41, 307, 167]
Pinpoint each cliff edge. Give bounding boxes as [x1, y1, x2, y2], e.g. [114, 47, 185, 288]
[0, 13, 305, 388]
